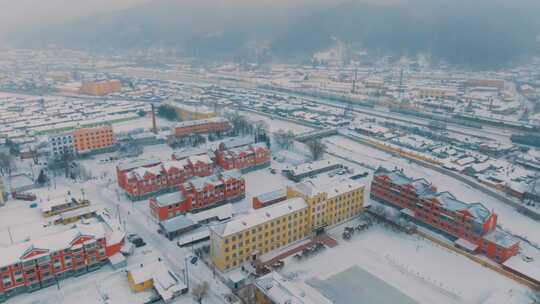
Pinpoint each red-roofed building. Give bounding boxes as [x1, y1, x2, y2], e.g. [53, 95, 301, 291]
[116, 155, 214, 201]
[150, 171, 245, 221]
[215, 143, 271, 173]
[0, 223, 123, 301]
[371, 167, 519, 263]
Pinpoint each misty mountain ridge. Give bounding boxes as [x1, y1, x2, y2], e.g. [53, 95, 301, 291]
[11, 0, 540, 69]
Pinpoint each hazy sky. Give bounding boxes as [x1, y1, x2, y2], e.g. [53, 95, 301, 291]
[0, 0, 400, 39]
[0, 0, 151, 37]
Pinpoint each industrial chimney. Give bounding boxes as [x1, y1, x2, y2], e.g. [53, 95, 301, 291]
[151, 104, 158, 134]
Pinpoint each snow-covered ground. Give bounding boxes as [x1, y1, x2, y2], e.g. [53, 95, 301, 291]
[281, 222, 532, 304]
[238, 111, 313, 134]
[112, 116, 177, 133]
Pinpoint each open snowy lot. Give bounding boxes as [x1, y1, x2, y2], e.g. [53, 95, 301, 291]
[281, 222, 532, 304]
[238, 110, 314, 134]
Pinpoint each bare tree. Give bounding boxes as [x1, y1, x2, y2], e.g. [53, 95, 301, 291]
[273, 129, 295, 150]
[0, 153, 16, 175]
[192, 281, 209, 304]
[306, 139, 326, 160]
[225, 112, 254, 136]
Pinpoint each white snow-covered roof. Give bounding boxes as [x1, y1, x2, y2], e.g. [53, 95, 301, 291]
[162, 160, 189, 172]
[117, 157, 161, 172]
[455, 238, 479, 252]
[187, 203, 233, 223]
[129, 261, 186, 301]
[129, 164, 163, 179]
[174, 117, 229, 129]
[288, 159, 341, 176]
[212, 198, 308, 237]
[293, 177, 364, 199]
[0, 223, 106, 268]
[154, 191, 185, 207]
[189, 154, 212, 164]
[254, 271, 332, 304]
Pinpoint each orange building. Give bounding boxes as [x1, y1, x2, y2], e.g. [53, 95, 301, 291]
[80, 80, 122, 96]
[73, 125, 116, 154]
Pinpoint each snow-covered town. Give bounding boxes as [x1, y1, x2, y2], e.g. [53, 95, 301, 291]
[2, 7, 540, 302]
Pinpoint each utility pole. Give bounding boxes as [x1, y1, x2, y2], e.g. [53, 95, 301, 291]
[7, 226, 13, 244]
[117, 204, 122, 226]
[184, 257, 190, 290]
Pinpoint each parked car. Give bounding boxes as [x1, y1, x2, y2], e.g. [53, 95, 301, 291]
[132, 238, 146, 248]
[127, 233, 140, 242]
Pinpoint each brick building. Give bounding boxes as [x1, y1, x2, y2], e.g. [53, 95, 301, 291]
[116, 155, 214, 201]
[371, 167, 519, 263]
[215, 142, 271, 173]
[79, 80, 122, 96]
[150, 170, 245, 221]
[73, 125, 116, 155]
[173, 117, 230, 138]
[0, 223, 123, 302]
[210, 198, 309, 271]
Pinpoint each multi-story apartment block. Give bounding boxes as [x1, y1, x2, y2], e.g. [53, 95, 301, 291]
[210, 177, 365, 272]
[0, 223, 123, 302]
[286, 178, 365, 234]
[150, 170, 245, 221]
[73, 125, 116, 154]
[215, 142, 271, 173]
[210, 197, 309, 271]
[47, 132, 75, 159]
[173, 117, 230, 138]
[371, 167, 519, 263]
[116, 155, 214, 201]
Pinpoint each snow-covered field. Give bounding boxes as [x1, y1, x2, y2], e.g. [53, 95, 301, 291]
[282, 222, 532, 304]
[239, 111, 313, 134]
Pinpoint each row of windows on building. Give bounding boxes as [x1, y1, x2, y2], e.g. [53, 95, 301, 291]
[222, 231, 306, 269]
[224, 223, 307, 252]
[224, 212, 308, 243]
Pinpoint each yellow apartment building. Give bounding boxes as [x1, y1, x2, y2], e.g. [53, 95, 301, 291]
[286, 178, 364, 233]
[210, 197, 309, 271]
[210, 178, 365, 272]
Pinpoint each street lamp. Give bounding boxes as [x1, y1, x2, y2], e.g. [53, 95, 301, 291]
[183, 255, 198, 290]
